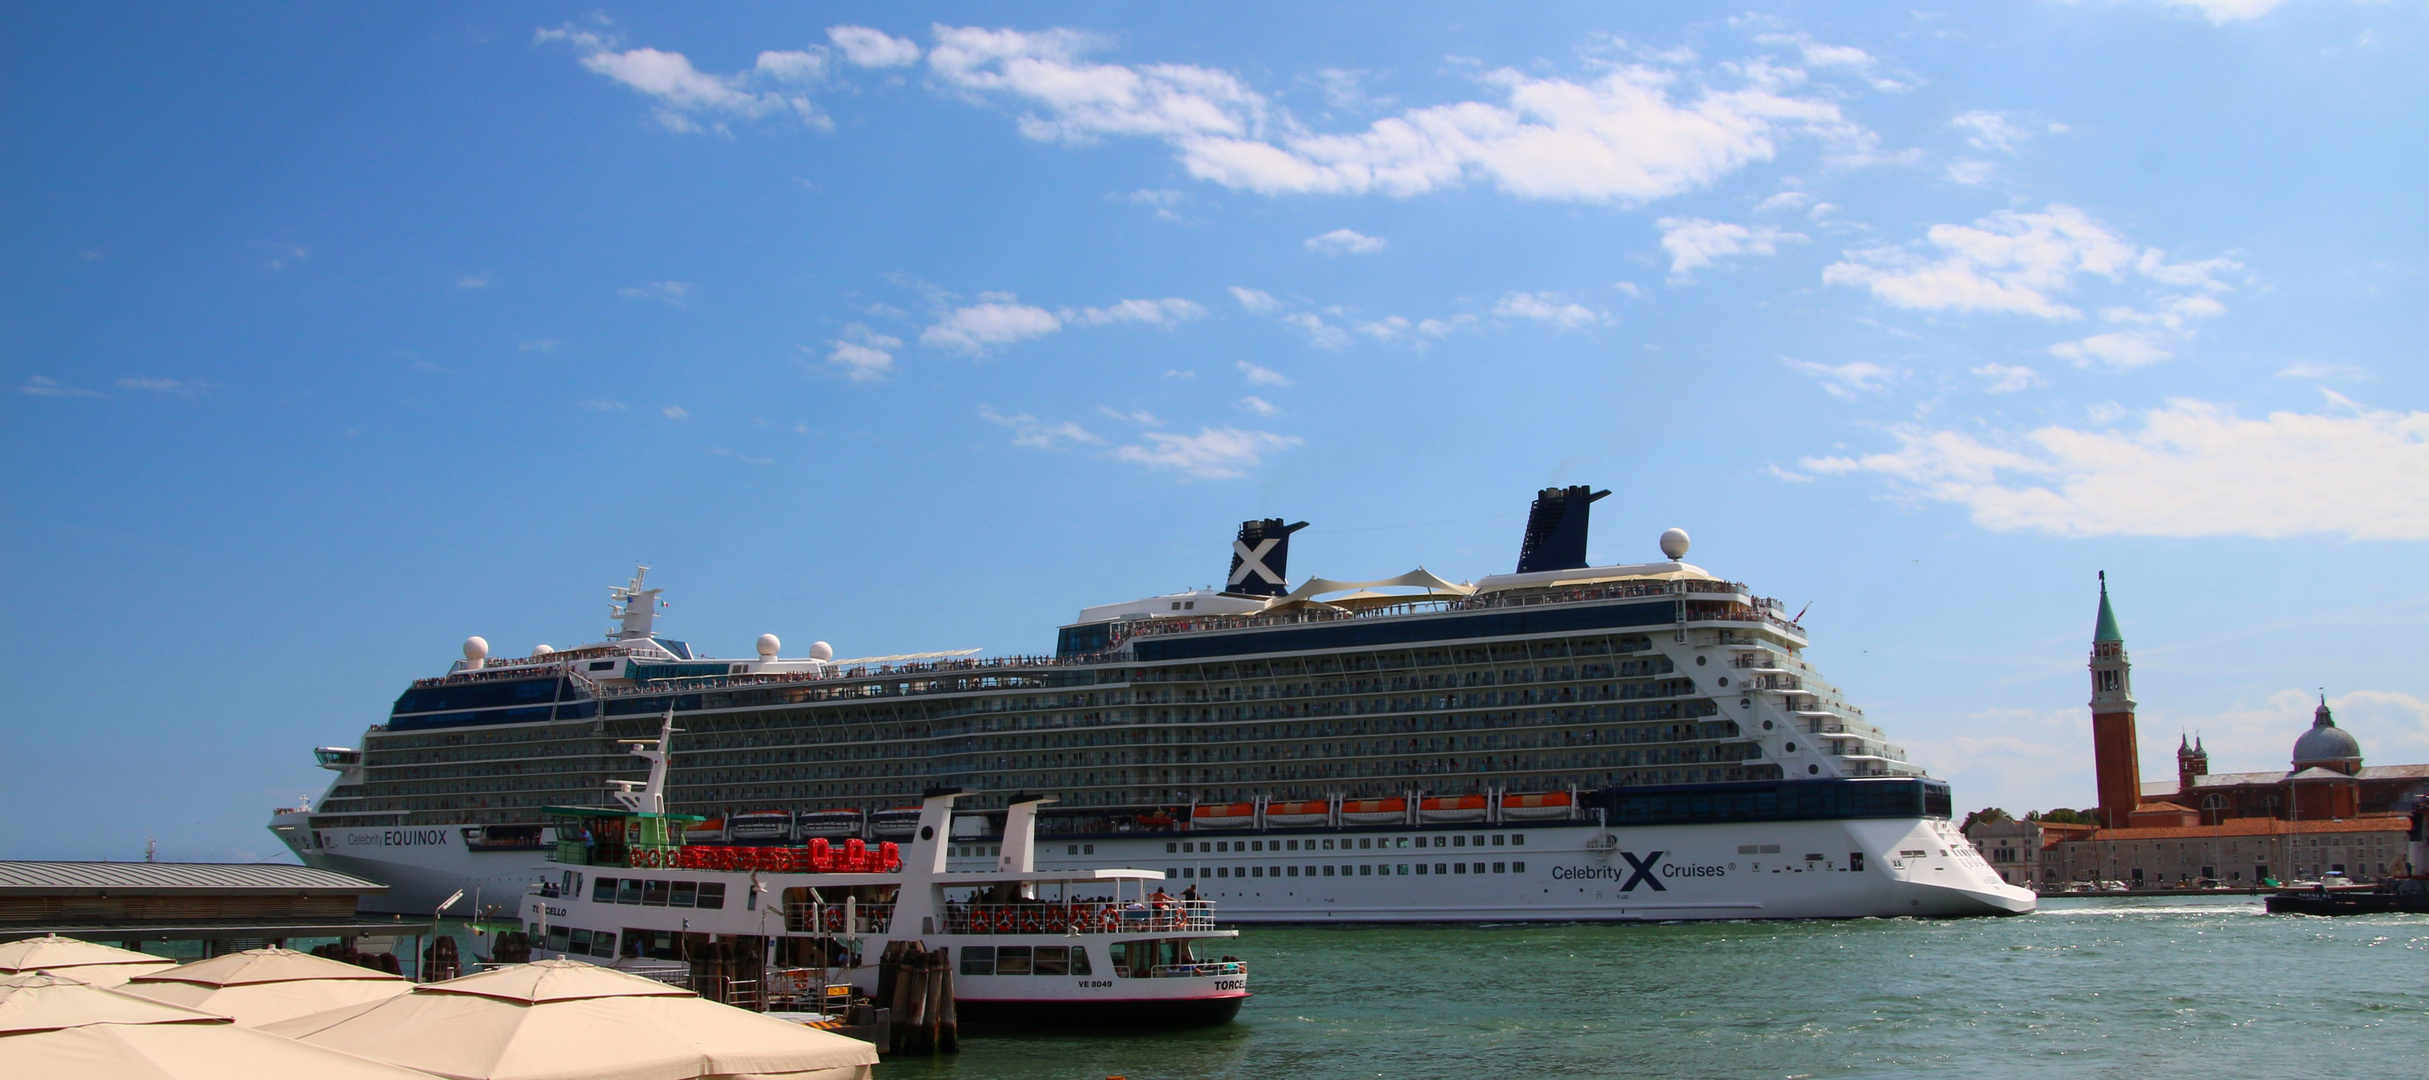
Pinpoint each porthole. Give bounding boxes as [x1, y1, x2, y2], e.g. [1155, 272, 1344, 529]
[1784, 742, 1796, 752]
[1741, 699, 1752, 708]
[1762, 719, 1773, 730]
[1695, 656, 1708, 666]
[1717, 676, 1729, 687]
[1809, 765, 1821, 775]
[919, 825, 934, 841]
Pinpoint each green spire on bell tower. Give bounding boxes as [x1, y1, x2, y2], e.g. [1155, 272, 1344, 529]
[2094, 571, 2123, 643]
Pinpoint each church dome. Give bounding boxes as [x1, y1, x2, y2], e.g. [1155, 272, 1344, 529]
[2291, 696, 2361, 771]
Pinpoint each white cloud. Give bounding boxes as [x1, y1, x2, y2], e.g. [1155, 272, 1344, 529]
[580, 399, 626, 411]
[1228, 286, 1281, 314]
[540, 25, 832, 132]
[1753, 190, 1811, 214]
[458, 275, 490, 289]
[1782, 358, 1896, 399]
[1823, 205, 2236, 329]
[2049, 331, 2172, 368]
[114, 377, 191, 393]
[2177, 690, 2429, 780]
[2277, 362, 2365, 379]
[980, 405, 1101, 449]
[19, 375, 101, 398]
[1971, 363, 2041, 393]
[1944, 159, 1997, 185]
[827, 25, 920, 67]
[823, 325, 903, 381]
[662, 405, 689, 420]
[1305, 228, 1387, 255]
[1752, 32, 1907, 92]
[1238, 395, 1279, 417]
[1950, 110, 2035, 154]
[2146, 0, 2288, 24]
[1355, 315, 1412, 341]
[1418, 314, 1477, 337]
[921, 298, 1062, 353]
[1237, 360, 1291, 386]
[1657, 217, 1807, 279]
[927, 27, 1864, 205]
[1068, 298, 1207, 325]
[1114, 427, 1302, 479]
[1493, 291, 1603, 329]
[1797, 397, 2429, 539]
[621, 280, 695, 305]
[1281, 312, 1349, 349]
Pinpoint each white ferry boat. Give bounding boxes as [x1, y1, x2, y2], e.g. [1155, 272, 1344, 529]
[273, 487, 2033, 920]
[526, 720, 1247, 1028]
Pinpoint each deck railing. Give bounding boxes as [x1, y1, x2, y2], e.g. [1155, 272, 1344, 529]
[1149, 960, 1246, 978]
[783, 902, 896, 935]
[941, 900, 1216, 935]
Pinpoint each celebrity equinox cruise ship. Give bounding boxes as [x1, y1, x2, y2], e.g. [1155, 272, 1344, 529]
[271, 487, 2032, 920]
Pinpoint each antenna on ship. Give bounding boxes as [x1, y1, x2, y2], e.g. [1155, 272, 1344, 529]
[608, 707, 679, 815]
[608, 566, 664, 640]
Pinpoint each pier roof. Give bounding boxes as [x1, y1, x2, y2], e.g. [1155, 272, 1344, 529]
[0, 863, 385, 897]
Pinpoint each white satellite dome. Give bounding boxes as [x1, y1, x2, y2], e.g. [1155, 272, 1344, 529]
[1659, 528, 1691, 561]
[462, 636, 489, 661]
[808, 640, 835, 662]
[534, 644, 555, 655]
[757, 633, 781, 660]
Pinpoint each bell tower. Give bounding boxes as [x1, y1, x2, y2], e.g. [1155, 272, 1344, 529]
[2089, 572, 2142, 828]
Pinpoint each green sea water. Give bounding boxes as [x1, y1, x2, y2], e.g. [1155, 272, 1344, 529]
[877, 897, 2427, 1080]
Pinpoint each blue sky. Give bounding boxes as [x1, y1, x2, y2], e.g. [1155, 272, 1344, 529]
[5, 1, 2425, 861]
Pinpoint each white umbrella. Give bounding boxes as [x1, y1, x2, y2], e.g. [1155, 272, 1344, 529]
[0, 971, 440, 1080]
[0, 935, 178, 987]
[122, 946, 410, 1026]
[266, 958, 875, 1080]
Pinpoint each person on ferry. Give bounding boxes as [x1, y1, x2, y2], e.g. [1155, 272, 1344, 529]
[1148, 887, 1174, 908]
[1181, 884, 1199, 903]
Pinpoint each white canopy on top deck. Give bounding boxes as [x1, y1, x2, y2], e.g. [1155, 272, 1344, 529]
[1266, 568, 1475, 609]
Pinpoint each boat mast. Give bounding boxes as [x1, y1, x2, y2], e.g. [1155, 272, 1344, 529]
[610, 708, 678, 815]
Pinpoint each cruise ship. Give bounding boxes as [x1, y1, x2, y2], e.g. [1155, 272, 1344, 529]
[271, 488, 2033, 920]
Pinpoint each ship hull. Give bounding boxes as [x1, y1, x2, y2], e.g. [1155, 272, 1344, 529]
[288, 815, 2032, 920]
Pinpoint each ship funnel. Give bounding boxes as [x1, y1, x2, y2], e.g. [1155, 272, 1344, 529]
[1222, 518, 1309, 598]
[1515, 486, 1610, 573]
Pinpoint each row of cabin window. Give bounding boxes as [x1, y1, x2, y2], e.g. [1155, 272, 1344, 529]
[1171, 861, 1524, 878]
[587, 876, 728, 909]
[1173, 833, 1525, 853]
[958, 945, 1092, 977]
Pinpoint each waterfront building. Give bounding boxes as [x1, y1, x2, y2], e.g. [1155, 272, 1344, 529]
[2029, 579, 2425, 887]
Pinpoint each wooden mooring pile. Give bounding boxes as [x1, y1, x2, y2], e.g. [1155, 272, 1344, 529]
[875, 940, 958, 1055]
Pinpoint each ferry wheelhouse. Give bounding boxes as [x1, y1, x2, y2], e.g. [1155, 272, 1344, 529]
[277, 487, 2033, 920]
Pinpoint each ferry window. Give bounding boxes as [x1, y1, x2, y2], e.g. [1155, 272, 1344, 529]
[1453, 863, 1466, 875]
[616, 880, 643, 905]
[1166, 843, 1177, 853]
[1214, 842, 1227, 852]
[995, 946, 1033, 976]
[1105, 942, 1130, 974]
[696, 882, 726, 910]
[1084, 844, 1095, 855]
[1452, 836, 1465, 848]
[670, 881, 697, 908]
[1512, 861, 1525, 873]
[1436, 863, 1449, 874]
[1069, 947, 1092, 976]
[1397, 864, 1409, 875]
[1180, 842, 1193, 853]
[642, 880, 671, 906]
[568, 928, 591, 953]
[1359, 865, 1372, 875]
[1492, 835, 1506, 846]
[1494, 862, 1506, 873]
[1067, 845, 1078, 855]
[1251, 867, 1262, 877]
[1357, 838, 1371, 849]
[592, 878, 617, 904]
[1248, 841, 1261, 852]
[1035, 946, 1070, 976]
[1322, 839, 1335, 850]
[1512, 834, 1525, 846]
[592, 932, 617, 958]
[1850, 852, 1865, 872]
[1472, 836, 1485, 846]
[546, 925, 570, 951]
[1322, 866, 1335, 876]
[588, 660, 616, 671]
[1166, 868, 1178, 877]
[961, 946, 995, 976]
[1285, 840, 1298, 851]
[1216, 867, 1228, 878]
[1285, 866, 1298, 877]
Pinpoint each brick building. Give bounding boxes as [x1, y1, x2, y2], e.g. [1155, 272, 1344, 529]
[2000, 579, 2427, 888]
